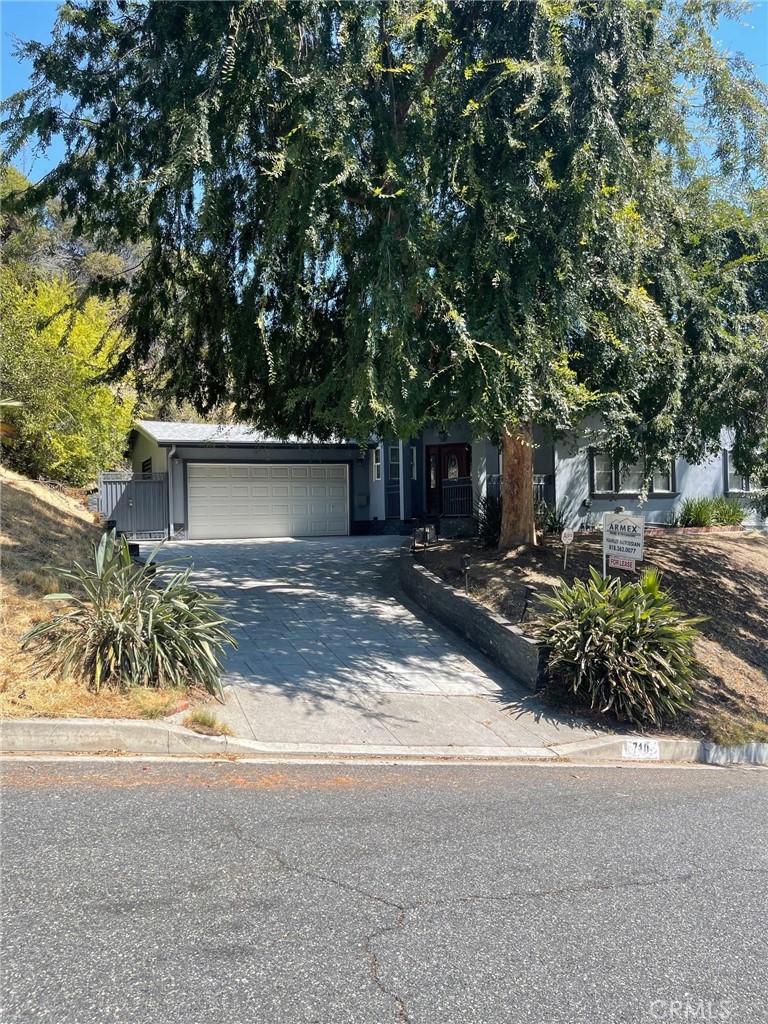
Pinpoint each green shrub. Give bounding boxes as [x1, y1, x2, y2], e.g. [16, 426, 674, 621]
[537, 566, 703, 727]
[21, 531, 237, 696]
[676, 494, 746, 527]
[677, 496, 717, 527]
[710, 495, 747, 525]
[535, 501, 566, 534]
[476, 493, 503, 547]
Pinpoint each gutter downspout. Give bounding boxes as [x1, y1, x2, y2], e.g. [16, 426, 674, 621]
[168, 445, 176, 539]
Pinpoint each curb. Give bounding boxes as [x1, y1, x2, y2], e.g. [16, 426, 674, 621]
[1, 719, 766, 765]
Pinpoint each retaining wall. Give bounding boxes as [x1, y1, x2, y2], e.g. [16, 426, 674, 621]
[398, 545, 542, 691]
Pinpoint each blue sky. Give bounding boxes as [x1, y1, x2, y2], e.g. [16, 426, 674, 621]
[2, 0, 767, 181]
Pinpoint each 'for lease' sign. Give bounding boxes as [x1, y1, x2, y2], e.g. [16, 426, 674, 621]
[603, 512, 645, 562]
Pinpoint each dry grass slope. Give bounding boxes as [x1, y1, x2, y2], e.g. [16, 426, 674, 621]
[0, 467, 185, 719]
[420, 531, 768, 744]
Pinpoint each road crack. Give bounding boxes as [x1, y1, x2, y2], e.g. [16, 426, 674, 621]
[226, 815, 707, 1023]
[227, 816, 414, 1021]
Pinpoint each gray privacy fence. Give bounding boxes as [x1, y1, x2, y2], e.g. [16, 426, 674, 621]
[98, 472, 169, 540]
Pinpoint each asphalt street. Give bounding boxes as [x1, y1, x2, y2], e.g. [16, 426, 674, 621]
[1, 760, 766, 1024]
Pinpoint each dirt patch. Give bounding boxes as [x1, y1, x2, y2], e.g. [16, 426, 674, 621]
[0, 467, 195, 720]
[1, 765, 398, 791]
[418, 531, 768, 742]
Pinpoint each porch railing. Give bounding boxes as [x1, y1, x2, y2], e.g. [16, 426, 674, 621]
[385, 489, 401, 519]
[442, 476, 473, 517]
[483, 474, 550, 506]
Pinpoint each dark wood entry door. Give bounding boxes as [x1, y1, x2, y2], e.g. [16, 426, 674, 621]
[425, 444, 471, 515]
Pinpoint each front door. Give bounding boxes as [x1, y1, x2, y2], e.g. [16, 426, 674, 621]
[425, 444, 471, 516]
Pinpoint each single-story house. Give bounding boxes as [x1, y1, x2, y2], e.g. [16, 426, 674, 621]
[548, 433, 761, 529]
[97, 419, 761, 540]
[112, 420, 500, 540]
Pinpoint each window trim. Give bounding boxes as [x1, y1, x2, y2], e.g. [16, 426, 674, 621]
[724, 449, 751, 494]
[373, 446, 382, 482]
[589, 449, 677, 497]
[388, 444, 400, 482]
[410, 445, 418, 481]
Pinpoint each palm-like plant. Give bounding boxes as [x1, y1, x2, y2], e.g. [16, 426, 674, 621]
[537, 567, 704, 726]
[22, 531, 237, 696]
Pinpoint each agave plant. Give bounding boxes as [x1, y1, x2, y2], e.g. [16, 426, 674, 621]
[22, 530, 237, 696]
[537, 566, 704, 726]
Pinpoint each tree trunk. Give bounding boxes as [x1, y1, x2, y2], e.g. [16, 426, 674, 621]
[498, 422, 537, 550]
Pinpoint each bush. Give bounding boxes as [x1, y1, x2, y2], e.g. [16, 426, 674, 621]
[675, 494, 746, 527]
[476, 493, 503, 547]
[749, 490, 768, 519]
[535, 501, 566, 534]
[537, 566, 703, 727]
[710, 495, 747, 525]
[676, 496, 716, 527]
[0, 268, 134, 485]
[21, 531, 237, 695]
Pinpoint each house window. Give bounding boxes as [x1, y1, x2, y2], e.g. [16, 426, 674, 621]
[411, 446, 417, 481]
[617, 459, 645, 493]
[652, 465, 673, 492]
[593, 451, 614, 493]
[590, 450, 675, 495]
[725, 450, 750, 492]
[141, 458, 152, 475]
[373, 446, 381, 481]
[389, 445, 400, 482]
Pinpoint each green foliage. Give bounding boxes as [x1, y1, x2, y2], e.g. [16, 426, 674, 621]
[535, 502, 567, 535]
[21, 531, 237, 696]
[0, 266, 134, 484]
[537, 567, 703, 727]
[2, 0, 767, 471]
[676, 496, 717, 527]
[675, 495, 746, 527]
[476, 493, 503, 548]
[710, 496, 748, 526]
[748, 491, 768, 519]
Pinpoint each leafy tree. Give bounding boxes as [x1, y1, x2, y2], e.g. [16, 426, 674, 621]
[3, 1, 767, 544]
[0, 267, 134, 485]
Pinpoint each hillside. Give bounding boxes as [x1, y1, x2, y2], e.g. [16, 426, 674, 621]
[419, 531, 768, 745]
[0, 467, 182, 718]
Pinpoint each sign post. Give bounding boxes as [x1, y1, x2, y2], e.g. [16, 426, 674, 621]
[560, 527, 574, 569]
[602, 512, 645, 576]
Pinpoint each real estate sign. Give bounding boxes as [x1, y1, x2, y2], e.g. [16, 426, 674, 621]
[602, 512, 645, 575]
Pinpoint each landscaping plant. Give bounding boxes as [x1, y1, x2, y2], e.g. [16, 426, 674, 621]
[21, 530, 237, 696]
[537, 567, 704, 727]
[710, 496, 748, 526]
[675, 495, 746, 528]
[535, 501, 567, 535]
[476, 494, 503, 548]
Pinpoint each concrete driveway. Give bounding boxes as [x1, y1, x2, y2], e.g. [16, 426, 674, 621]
[161, 536, 605, 754]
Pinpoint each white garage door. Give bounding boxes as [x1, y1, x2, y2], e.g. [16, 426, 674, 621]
[187, 464, 349, 540]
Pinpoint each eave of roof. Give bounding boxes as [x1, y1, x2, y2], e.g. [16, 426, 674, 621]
[134, 420, 366, 448]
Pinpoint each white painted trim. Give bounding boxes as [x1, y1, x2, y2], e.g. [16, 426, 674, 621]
[399, 441, 405, 521]
[168, 445, 176, 538]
